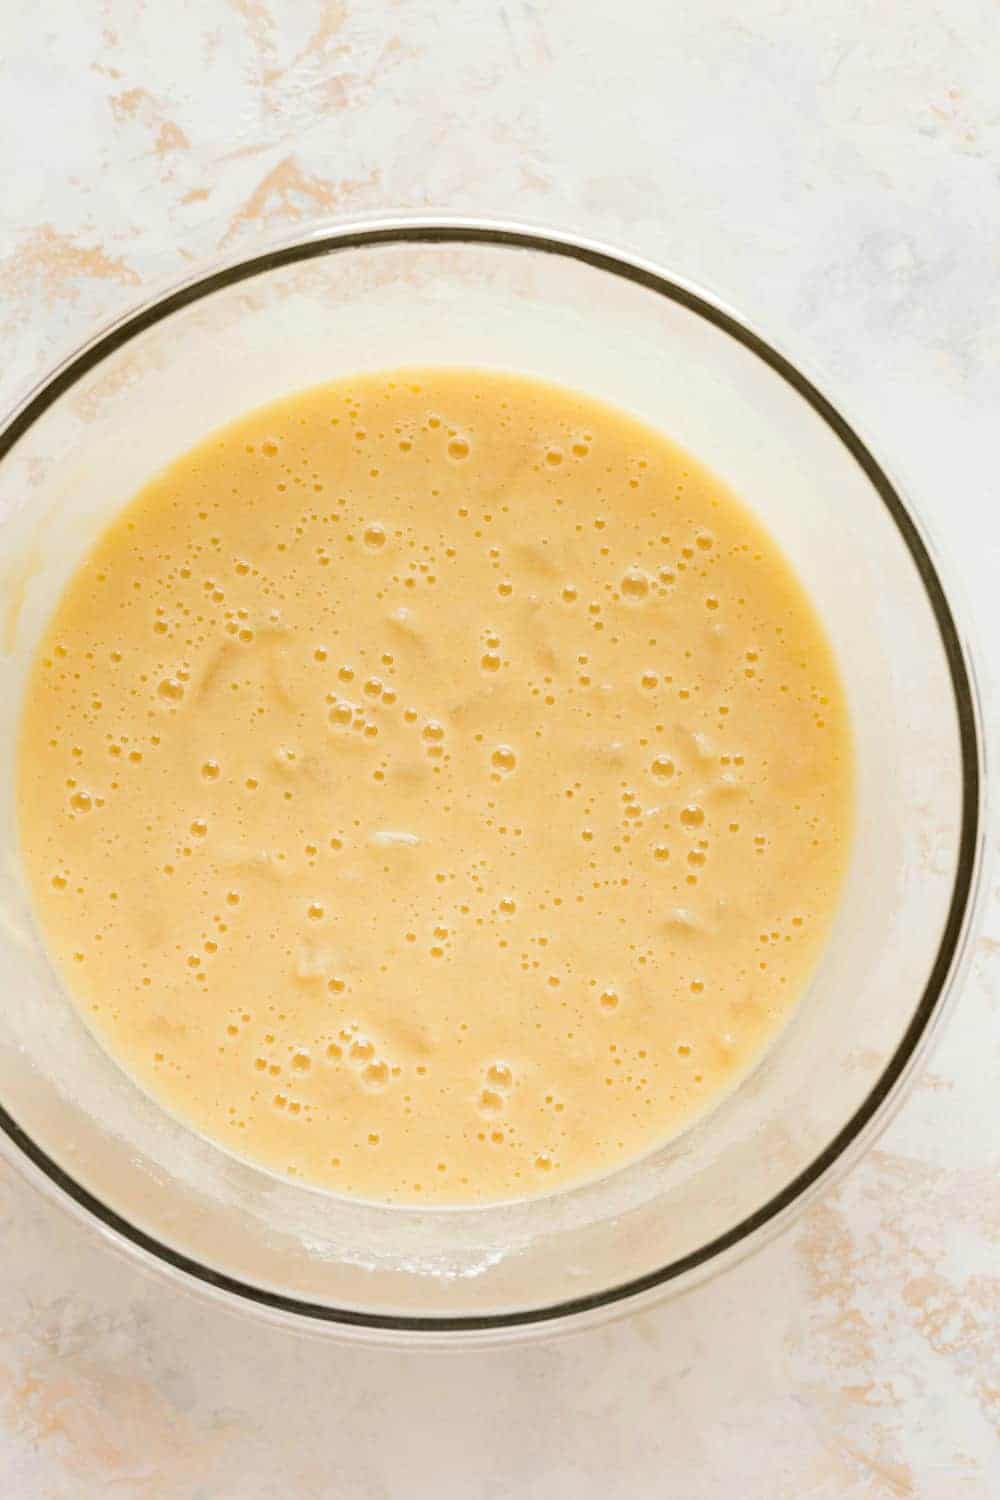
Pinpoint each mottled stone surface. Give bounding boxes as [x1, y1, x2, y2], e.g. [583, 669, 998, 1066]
[1, 2, 998, 1494]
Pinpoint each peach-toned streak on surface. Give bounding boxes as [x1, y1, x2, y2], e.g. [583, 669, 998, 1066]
[262, 0, 349, 85]
[222, 156, 381, 243]
[798, 1200, 878, 1370]
[154, 122, 191, 158]
[0, 1339, 239, 1497]
[0, 227, 140, 307]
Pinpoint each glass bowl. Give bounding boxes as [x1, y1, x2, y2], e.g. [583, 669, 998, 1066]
[0, 219, 985, 1345]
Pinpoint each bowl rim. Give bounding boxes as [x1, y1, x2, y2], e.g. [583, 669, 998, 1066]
[0, 215, 986, 1339]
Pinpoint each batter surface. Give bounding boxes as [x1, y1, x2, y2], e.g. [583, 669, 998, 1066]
[18, 369, 851, 1203]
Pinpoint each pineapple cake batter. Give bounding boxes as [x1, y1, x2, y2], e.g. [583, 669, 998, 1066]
[18, 369, 851, 1203]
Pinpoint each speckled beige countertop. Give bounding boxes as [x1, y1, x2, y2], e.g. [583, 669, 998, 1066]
[2, 3, 999, 1495]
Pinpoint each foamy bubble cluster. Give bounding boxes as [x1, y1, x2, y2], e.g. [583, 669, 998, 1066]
[19, 368, 848, 1204]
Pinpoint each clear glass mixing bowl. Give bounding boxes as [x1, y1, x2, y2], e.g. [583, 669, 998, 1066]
[0, 220, 985, 1345]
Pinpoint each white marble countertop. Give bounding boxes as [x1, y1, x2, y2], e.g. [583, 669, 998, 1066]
[2, 2, 998, 1494]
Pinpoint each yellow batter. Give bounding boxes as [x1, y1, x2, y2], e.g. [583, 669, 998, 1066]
[17, 370, 851, 1204]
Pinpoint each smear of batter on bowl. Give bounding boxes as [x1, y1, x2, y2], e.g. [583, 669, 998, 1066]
[17, 369, 852, 1204]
